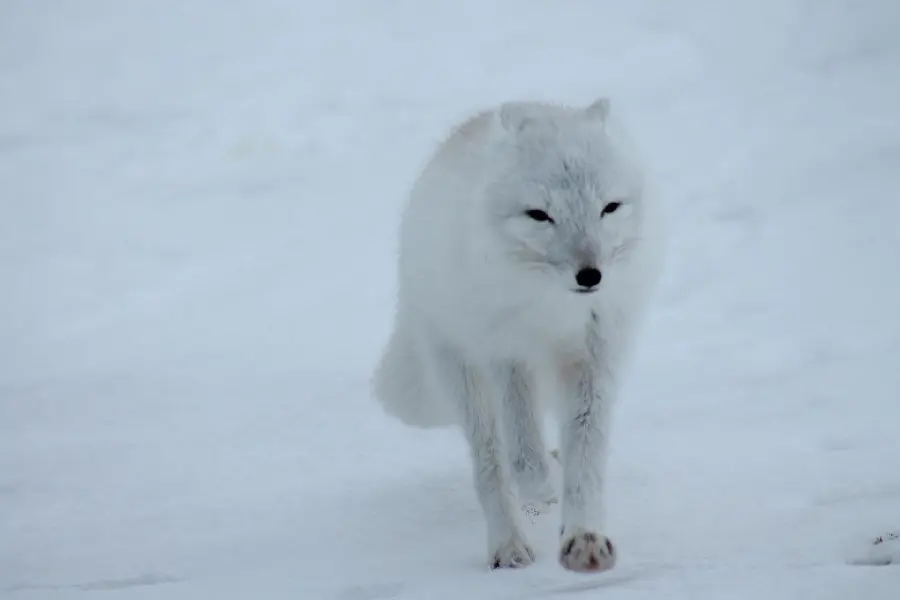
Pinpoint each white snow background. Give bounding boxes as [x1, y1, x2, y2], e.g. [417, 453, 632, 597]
[2, 0, 899, 598]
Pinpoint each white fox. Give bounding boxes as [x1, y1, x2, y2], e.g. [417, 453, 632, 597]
[372, 98, 665, 572]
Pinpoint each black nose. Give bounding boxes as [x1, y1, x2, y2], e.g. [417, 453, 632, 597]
[575, 267, 602, 288]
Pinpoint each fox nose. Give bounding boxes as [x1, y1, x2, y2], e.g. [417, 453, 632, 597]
[575, 266, 602, 289]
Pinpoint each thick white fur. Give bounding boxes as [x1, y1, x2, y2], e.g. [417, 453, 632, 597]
[372, 98, 666, 572]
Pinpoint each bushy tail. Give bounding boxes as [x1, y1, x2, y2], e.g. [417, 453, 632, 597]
[372, 324, 456, 428]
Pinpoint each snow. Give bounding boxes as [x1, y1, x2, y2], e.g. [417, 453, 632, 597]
[2, 0, 899, 597]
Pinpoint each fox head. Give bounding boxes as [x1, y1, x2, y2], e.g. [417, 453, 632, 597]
[480, 98, 651, 298]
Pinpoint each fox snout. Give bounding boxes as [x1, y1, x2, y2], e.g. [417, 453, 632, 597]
[574, 266, 602, 293]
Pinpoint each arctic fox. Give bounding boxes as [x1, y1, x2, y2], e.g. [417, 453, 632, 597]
[373, 98, 665, 573]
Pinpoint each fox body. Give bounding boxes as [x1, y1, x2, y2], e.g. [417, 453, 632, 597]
[373, 98, 665, 572]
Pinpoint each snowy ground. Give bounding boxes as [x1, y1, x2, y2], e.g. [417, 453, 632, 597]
[2, 0, 900, 598]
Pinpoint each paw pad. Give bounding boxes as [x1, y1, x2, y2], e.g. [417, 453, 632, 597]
[559, 529, 616, 573]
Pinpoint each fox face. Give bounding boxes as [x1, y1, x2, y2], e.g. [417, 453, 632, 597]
[484, 100, 646, 297]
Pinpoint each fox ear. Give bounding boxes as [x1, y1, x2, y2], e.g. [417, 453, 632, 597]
[585, 97, 611, 122]
[496, 103, 540, 134]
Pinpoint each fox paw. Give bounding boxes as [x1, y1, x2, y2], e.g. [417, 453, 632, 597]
[559, 529, 616, 573]
[490, 534, 535, 570]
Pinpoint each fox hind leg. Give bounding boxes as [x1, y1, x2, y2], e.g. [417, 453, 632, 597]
[424, 343, 535, 569]
[496, 362, 558, 513]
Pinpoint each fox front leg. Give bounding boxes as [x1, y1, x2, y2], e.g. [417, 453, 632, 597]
[556, 329, 622, 573]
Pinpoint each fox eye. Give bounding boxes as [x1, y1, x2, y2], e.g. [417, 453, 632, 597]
[525, 209, 554, 223]
[601, 201, 621, 217]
